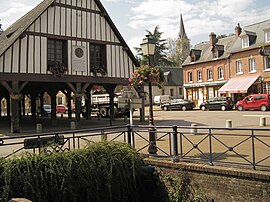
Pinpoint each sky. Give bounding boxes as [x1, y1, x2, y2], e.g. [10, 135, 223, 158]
[1, 0, 270, 52]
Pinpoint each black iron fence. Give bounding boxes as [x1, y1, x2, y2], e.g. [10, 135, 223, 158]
[0, 125, 269, 170]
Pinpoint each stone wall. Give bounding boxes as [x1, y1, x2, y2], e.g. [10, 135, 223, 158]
[144, 158, 270, 202]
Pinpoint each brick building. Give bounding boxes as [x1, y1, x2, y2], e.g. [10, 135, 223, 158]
[219, 20, 270, 102]
[182, 32, 236, 106]
[183, 19, 270, 106]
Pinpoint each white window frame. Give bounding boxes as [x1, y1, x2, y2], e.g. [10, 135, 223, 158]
[265, 31, 270, 42]
[218, 67, 224, 79]
[207, 68, 213, 80]
[264, 56, 270, 70]
[242, 36, 249, 48]
[197, 71, 202, 82]
[249, 58, 256, 72]
[188, 72, 193, 83]
[236, 60, 243, 74]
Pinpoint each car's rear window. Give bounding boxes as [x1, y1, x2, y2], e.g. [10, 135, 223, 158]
[254, 96, 266, 100]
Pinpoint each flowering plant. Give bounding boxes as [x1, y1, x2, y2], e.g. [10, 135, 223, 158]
[129, 65, 164, 88]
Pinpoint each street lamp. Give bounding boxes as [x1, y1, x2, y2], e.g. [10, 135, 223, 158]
[140, 34, 157, 154]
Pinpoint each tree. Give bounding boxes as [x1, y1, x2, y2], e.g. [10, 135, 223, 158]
[134, 25, 173, 66]
[166, 37, 190, 67]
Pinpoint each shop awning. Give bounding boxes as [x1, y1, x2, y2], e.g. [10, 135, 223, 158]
[218, 76, 259, 93]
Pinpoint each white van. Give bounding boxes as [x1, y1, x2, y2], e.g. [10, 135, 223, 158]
[154, 95, 171, 106]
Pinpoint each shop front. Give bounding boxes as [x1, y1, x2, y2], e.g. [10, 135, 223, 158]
[218, 76, 260, 103]
[184, 81, 226, 107]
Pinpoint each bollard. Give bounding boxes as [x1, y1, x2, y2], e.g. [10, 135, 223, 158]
[190, 123, 198, 134]
[61, 114, 63, 118]
[36, 123, 42, 133]
[260, 117, 266, 126]
[70, 121, 76, 130]
[226, 120, 232, 128]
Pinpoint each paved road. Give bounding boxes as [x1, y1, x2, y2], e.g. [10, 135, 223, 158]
[0, 108, 270, 170]
[150, 107, 270, 128]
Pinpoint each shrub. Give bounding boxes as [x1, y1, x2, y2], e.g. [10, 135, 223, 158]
[0, 142, 146, 202]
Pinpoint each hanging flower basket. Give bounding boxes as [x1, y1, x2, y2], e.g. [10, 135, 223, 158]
[129, 65, 164, 88]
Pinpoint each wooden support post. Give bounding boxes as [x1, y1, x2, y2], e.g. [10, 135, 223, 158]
[75, 83, 82, 128]
[0, 97, 2, 117]
[103, 84, 116, 126]
[30, 94, 37, 119]
[11, 81, 20, 133]
[22, 95, 26, 116]
[66, 90, 72, 119]
[50, 87, 57, 126]
[6, 95, 10, 117]
[85, 89, 91, 120]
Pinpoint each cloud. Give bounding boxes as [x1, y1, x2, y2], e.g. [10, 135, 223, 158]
[127, 0, 270, 45]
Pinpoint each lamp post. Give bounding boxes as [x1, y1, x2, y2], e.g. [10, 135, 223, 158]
[140, 34, 157, 154]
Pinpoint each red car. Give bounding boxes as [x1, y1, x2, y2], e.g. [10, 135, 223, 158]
[56, 105, 68, 114]
[236, 94, 270, 111]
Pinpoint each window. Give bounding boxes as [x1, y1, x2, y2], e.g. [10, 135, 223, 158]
[218, 67, 224, 79]
[207, 69, 212, 80]
[57, 97, 63, 105]
[242, 36, 249, 48]
[249, 58, 256, 72]
[90, 44, 107, 75]
[188, 72, 193, 82]
[197, 71, 202, 81]
[236, 60, 243, 74]
[170, 89, 174, 97]
[264, 57, 270, 70]
[265, 31, 270, 42]
[47, 39, 67, 67]
[179, 88, 182, 96]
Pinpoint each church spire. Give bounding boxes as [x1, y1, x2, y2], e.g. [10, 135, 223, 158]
[178, 13, 187, 39]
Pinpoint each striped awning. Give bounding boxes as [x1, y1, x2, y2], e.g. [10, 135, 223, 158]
[218, 76, 259, 93]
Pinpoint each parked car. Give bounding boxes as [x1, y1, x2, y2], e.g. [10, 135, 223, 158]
[236, 94, 270, 111]
[56, 105, 68, 114]
[200, 97, 233, 111]
[37, 104, 51, 116]
[161, 98, 196, 111]
[154, 95, 171, 106]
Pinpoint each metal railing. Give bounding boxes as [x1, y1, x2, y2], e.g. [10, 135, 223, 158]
[0, 125, 269, 170]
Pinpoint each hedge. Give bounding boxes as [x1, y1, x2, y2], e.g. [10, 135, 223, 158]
[0, 141, 167, 202]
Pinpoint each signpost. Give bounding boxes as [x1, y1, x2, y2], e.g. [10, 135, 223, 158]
[118, 87, 142, 125]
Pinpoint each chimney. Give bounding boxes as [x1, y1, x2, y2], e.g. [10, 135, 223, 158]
[235, 23, 242, 38]
[209, 32, 217, 47]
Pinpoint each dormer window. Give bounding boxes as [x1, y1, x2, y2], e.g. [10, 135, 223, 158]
[242, 36, 249, 48]
[265, 30, 270, 42]
[213, 49, 218, 59]
[190, 49, 202, 63]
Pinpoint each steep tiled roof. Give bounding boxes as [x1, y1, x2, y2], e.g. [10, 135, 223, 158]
[183, 35, 236, 66]
[0, 0, 139, 66]
[0, 0, 54, 56]
[229, 19, 270, 53]
[162, 67, 183, 86]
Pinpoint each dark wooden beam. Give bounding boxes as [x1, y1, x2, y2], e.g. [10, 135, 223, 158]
[0, 73, 129, 85]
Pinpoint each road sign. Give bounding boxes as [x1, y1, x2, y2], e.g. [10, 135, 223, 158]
[130, 98, 142, 109]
